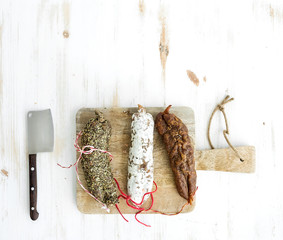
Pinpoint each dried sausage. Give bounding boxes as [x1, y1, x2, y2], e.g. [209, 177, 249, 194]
[155, 105, 196, 204]
[127, 105, 154, 204]
[81, 111, 118, 206]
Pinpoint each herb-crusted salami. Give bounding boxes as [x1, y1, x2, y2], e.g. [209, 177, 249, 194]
[155, 105, 197, 204]
[127, 105, 154, 204]
[81, 111, 118, 206]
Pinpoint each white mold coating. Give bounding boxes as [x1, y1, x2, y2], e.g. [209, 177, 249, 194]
[127, 106, 154, 204]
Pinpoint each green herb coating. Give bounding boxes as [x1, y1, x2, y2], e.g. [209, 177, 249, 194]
[81, 111, 118, 206]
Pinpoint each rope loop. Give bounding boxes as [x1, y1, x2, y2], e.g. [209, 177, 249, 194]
[207, 95, 244, 162]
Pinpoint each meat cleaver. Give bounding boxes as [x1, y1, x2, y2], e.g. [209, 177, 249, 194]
[27, 109, 54, 220]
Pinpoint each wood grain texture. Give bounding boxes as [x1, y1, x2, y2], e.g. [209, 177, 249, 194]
[76, 107, 195, 214]
[1, 0, 283, 239]
[196, 146, 255, 173]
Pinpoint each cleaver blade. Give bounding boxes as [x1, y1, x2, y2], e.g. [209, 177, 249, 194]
[28, 109, 54, 154]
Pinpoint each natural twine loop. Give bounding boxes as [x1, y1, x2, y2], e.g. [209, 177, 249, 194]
[207, 95, 244, 162]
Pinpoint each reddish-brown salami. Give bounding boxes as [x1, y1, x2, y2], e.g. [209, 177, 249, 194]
[155, 105, 197, 204]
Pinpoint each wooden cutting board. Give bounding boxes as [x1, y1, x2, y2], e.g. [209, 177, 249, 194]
[76, 107, 255, 214]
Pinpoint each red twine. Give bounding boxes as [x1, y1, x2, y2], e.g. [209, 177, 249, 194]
[58, 131, 196, 227]
[57, 131, 112, 212]
[114, 178, 158, 227]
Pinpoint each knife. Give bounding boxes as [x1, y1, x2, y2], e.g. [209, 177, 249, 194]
[27, 109, 54, 221]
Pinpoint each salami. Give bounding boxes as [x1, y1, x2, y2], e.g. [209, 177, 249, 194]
[155, 105, 197, 204]
[81, 111, 118, 206]
[127, 105, 154, 204]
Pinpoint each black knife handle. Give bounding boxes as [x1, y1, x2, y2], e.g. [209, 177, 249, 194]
[29, 154, 39, 220]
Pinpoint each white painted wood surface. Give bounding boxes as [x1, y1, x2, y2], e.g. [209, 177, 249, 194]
[1, 0, 283, 239]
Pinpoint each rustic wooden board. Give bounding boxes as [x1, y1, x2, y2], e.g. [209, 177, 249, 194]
[76, 107, 255, 214]
[76, 107, 195, 214]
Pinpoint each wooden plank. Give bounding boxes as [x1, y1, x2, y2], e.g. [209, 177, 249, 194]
[2, 0, 283, 238]
[76, 107, 195, 214]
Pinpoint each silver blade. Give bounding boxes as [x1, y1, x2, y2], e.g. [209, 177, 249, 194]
[28, 109, 54, 154]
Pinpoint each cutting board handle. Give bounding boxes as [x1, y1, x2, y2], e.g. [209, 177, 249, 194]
[29, 154, 39, 220]
[195, 146, 255, 173]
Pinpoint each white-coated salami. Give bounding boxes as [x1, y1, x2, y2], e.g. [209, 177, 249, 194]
[127, 105, 154, 204]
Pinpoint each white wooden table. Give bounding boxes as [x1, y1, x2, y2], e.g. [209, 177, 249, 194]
[1, 0, 283, 239]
